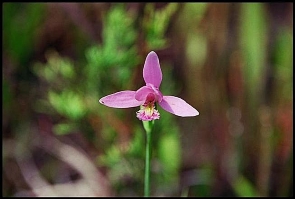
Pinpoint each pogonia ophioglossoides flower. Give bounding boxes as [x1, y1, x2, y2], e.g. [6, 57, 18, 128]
[99, 51, 199, 121]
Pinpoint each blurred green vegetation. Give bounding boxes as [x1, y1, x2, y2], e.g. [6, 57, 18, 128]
[3, 3, 45, 66]
[2, 2, 293, 197]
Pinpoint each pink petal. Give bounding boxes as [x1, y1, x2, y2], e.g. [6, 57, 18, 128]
[99, 91, 143, 108]
[135, 85, 163, 102]
[135, 86, 154, 101]
[159, 96, 199, 117]
[143, 51, 162, 88]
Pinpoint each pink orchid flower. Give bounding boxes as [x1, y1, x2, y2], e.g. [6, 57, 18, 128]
[99, 51, 199, 121]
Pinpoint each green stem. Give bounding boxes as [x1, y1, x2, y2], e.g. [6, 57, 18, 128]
[143, 120, 154, 197]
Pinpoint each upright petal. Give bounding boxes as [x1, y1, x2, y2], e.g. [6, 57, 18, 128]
[99, 91, 143, 108]
[143, 51, 162, 88]
[159, 96, 199, 117]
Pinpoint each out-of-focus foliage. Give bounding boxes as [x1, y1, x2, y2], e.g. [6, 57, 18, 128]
[3, 3, 45, 65]
[2, 2, 293, 197]
[240, 3, 268, 104]
[273, 29, 293, 101]
[85, 5, 139, 95]
[144, 3, 178, 49]
[232, 175, 257, 197]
